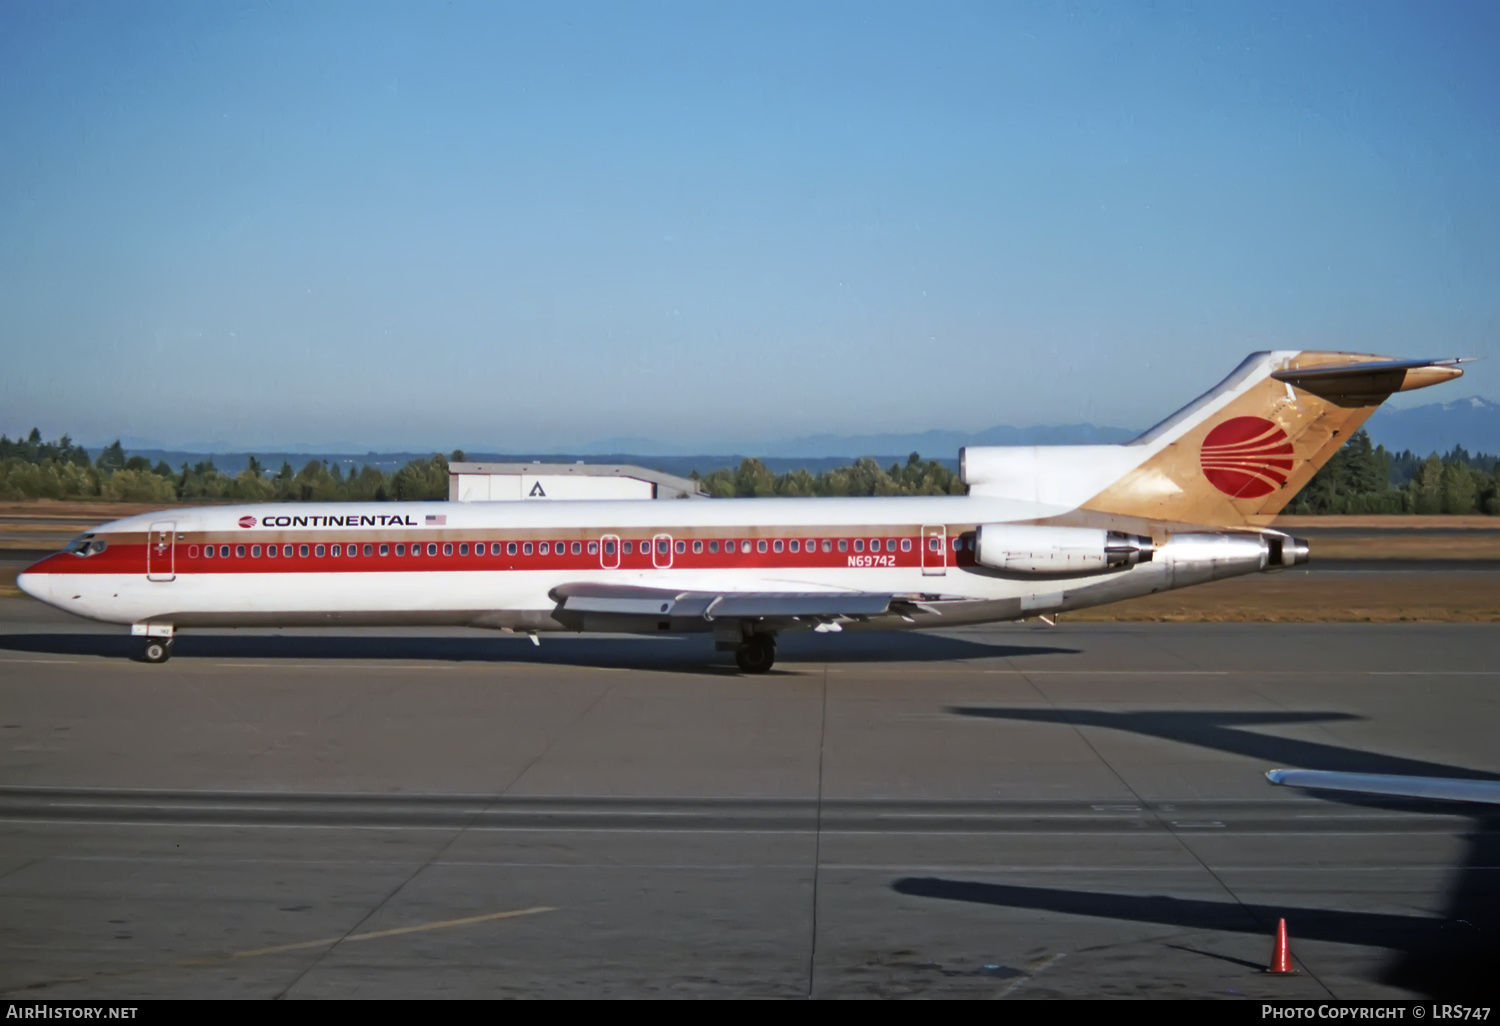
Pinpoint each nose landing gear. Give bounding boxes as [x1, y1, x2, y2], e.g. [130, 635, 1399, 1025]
[133, 623, 175, 663]
[734, 634, 776, 674]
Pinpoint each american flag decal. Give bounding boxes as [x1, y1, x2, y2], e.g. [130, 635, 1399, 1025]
[425, 514, 446, 525]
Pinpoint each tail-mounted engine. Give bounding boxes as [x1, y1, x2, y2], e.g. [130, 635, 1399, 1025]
[974, 525, 1154, 575]
[973, 524, 1309, 578]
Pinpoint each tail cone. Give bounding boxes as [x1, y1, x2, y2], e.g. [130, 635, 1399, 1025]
[1265, 917, 1297, 974]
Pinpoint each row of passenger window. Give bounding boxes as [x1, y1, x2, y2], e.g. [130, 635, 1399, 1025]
[185, 537, 920, 560]
[602, 537, 915, 555]
[191, 541, 569, 559]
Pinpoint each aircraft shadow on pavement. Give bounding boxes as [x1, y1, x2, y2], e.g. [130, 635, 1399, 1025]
[948, 707, 1500, 782]
[894, 705, 1500, 997]
[0, 629, 1077, 673]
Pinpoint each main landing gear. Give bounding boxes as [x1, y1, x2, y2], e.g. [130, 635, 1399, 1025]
[141, 639, 172, 664]
[734, 634, 776, 674]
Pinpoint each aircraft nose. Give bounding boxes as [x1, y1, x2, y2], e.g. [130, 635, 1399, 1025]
[16, 569, 51, 603]
[16, 554, 59, 604]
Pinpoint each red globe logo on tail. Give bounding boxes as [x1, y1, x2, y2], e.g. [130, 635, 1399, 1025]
[238, 516, 257, 528]
[1200, 417, 1294, 498]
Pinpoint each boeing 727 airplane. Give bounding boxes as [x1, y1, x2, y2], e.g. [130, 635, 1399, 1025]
[17, 351, 1465, 671]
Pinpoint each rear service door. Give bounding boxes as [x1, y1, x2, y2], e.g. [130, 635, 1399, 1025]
[921, 525, 947, 576]
[147, 521, 176, 582]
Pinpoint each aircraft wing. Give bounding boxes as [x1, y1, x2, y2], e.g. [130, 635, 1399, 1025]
[1266, 768, 1500, 805]
[549, 582, 904, 623]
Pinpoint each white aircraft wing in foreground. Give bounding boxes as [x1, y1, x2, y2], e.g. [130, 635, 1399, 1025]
[1267, 769, 1500, 805]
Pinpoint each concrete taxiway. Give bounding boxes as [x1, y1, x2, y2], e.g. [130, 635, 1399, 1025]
[0, 597, 1497, 998]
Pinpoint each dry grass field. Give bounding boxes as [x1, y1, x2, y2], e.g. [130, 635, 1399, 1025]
[0, 500, 199, 553]
[1, 502, 1496, 619]
[1272, 515, 1500, 561]
[1067, 571, 1500, 623]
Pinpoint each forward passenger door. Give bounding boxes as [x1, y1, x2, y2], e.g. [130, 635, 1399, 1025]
[146, 522, 176, 582]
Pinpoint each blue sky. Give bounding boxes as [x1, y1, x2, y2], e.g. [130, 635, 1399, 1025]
[2, 1, 1497, 451]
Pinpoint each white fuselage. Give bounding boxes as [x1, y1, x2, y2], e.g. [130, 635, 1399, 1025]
[18, 493, 1275, 635]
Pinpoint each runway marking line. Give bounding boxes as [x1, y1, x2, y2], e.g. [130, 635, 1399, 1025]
[0, 658, 88, 665]
[0, 906, 558, 992]
[995, 951, 1065, 999]
[178, 905, 556, 966]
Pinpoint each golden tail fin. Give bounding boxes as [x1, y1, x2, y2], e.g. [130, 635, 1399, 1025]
[1081, 351, 1465, 526]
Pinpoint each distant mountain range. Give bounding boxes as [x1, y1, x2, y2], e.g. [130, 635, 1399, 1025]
[759, 423, 1140, 458]
[573, 423, 1137, 459]
[1362, 396, 1500, 456]
[77, 395, 1498, 475]
[577, 399, 1500, 460]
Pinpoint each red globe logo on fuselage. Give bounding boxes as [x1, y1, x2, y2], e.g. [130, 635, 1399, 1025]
[238, 516, 257, 528]
[1200, 417, 1294, 499]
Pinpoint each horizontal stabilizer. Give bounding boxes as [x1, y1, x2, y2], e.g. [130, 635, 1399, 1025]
[1266, 768, 1500, 805]
[1271, 357, 1468, 404]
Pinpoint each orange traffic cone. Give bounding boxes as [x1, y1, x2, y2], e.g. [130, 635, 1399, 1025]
[1265, 917, 1297, 974]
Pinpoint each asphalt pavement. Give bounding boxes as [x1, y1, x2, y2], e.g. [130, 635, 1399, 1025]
[1, 599, 1497, 998]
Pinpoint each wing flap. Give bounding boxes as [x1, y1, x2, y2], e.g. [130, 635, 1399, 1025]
[549, 582, 896, 620]
[707, 593, 894, 618]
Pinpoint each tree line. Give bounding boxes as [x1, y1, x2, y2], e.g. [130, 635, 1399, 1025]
[1, 426, 1496, 513]
[691, 454, 965, 498]
[1284, 430, 1500, 515]
[0, 431, 966, 503]
[0, 430, 454, 503]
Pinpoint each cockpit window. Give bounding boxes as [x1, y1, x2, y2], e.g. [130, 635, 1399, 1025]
[67, 536, 106, 557]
